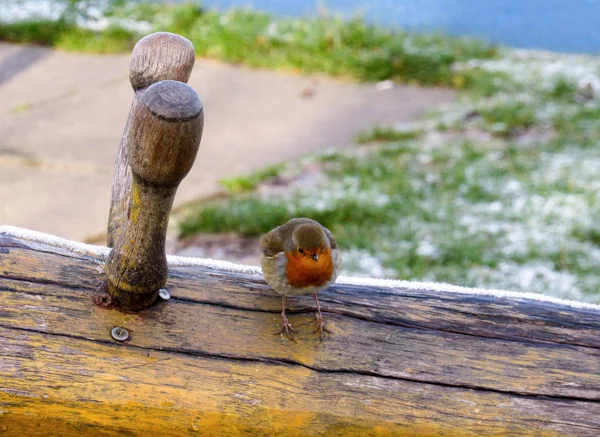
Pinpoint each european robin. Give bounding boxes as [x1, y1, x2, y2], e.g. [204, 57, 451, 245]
[260, 218, 341, 341]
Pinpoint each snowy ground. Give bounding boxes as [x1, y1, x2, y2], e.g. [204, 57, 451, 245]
[180, 48, 600, 303]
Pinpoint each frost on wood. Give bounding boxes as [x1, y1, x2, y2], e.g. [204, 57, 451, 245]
[2, 225, 600, 312]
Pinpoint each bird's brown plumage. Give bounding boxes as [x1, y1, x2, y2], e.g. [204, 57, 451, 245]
[260, 217, 338, 257]
[260, 218, 341, 341]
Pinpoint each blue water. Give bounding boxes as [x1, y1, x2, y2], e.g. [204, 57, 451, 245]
[202, 0, 600, 54]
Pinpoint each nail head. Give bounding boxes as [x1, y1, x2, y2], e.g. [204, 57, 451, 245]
[159, 288, 171, 300]
[111, 326, 129, 341]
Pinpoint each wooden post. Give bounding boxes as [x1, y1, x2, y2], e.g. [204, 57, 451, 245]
[105, 79, 203, 310]
[107, 32, 196, 248]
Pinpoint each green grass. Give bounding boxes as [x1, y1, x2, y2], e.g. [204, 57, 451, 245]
[180, 137, 520, 281]
[179, 50, 600, 303]
[0, 1, 496, 86]
[219, 163, 286, 194]
[451, 68, 517, 97]
[0, 19, 75, 45]
[552, 104, 600, 148]
[478, 101, 538, 137]
[56, 25, 140, 53]
[356, 125, 423, 144]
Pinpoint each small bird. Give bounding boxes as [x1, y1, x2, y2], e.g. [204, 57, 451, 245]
[260, 218, 341, 341]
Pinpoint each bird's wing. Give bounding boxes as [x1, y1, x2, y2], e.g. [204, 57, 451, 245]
[322, 225, 338, 249]
[260, 227, 285, 257]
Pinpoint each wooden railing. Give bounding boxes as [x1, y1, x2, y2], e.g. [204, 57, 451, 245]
[0, 32, 599, 437]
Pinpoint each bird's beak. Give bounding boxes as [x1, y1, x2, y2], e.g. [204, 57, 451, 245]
[311, 253, 319, 262]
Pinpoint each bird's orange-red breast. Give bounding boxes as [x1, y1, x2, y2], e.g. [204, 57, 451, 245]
[260, 218, 341, 340]
[284, 245, 334, 288]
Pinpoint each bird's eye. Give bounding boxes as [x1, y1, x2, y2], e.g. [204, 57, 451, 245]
[320, 246, 324, 253]
[298, 248, 304, 254]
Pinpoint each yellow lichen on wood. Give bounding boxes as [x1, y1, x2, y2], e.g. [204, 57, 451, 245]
[1, 273, 598, 401]
[130, 182, 142, 225]
[0, 328, 567, 437]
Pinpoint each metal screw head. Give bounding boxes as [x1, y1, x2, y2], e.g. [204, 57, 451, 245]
[159, 288, 171, 300]
[111, 326, 129, 342]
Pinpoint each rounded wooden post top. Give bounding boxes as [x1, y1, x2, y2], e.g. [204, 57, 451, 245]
[129, 32, 196, 91]
[144, 79, 203, 122]
[130, 80, 204, 186]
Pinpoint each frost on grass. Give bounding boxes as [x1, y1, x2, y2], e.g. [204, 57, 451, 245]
[175, 47, 600, 303]
[459, 49, 600, 95]
[341, 249, 396, 278]
[292, 178, 391, 213]
[412, 49, 600, 302]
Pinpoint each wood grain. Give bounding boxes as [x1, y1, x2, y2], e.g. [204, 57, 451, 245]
[129, 32, 196, 91]
[1, 234, 599, 436]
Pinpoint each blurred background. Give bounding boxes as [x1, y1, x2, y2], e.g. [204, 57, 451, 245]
[1, 0, 599, 303]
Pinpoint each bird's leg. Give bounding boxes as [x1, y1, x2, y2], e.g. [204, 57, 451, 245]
[312, 294, 330, 341]
[275, 295, 297, 341]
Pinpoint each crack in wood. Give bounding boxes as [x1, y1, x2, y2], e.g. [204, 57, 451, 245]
[3, 274, 600, 352]
[2, 323, 599, 406]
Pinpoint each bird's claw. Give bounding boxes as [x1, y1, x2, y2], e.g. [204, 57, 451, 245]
[275, 313, 298, 342]
[312, 312, 331, 341]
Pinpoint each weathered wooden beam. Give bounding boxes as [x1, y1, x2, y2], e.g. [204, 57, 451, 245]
[1, 232, 599, 436]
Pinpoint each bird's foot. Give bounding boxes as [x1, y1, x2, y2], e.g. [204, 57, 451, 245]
[275, 312, 298, 342]
[312, 312, 331, 341]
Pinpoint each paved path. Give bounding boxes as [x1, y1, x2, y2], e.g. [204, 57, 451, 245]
[0, 42, 456, 242]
